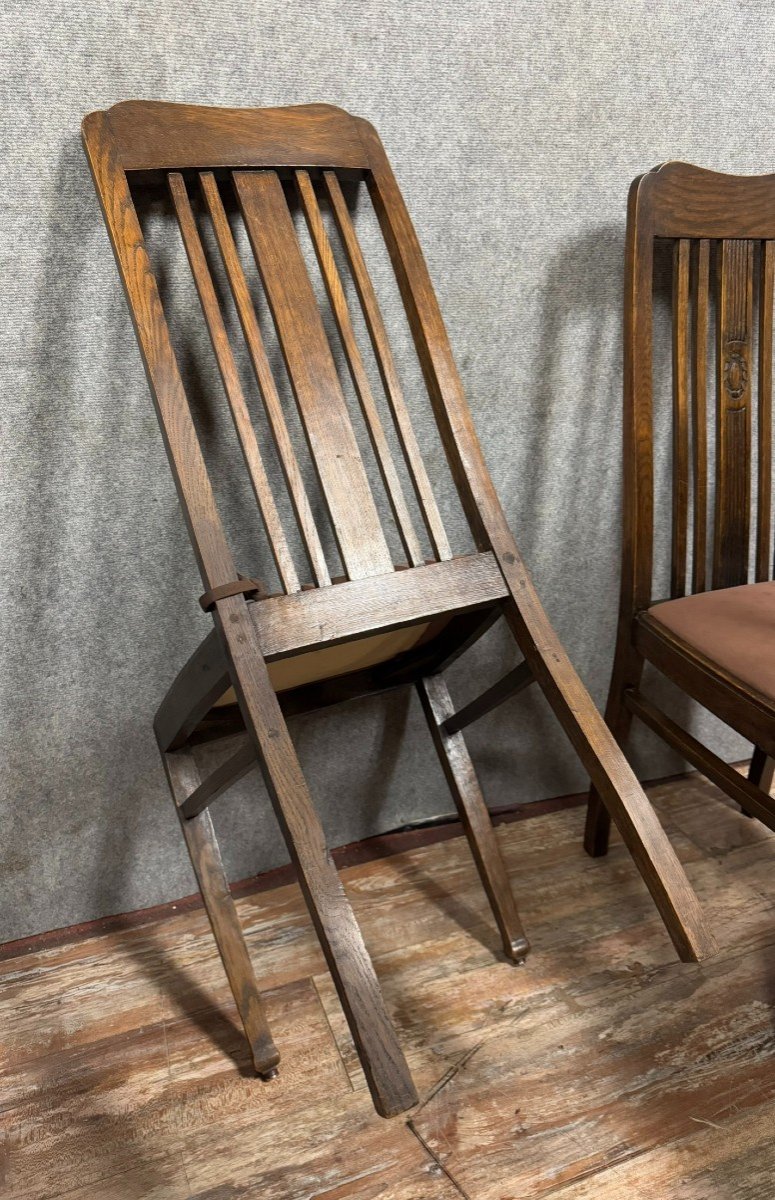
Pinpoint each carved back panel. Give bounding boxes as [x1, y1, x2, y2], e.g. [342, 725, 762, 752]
[623, 162, 775, 609]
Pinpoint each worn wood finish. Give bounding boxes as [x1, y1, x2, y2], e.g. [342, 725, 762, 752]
[671, 238, 690, 597]
[2, 773, 774, 1199]
[442, 659, 534, 736]
[691, 238, 710, 593]
[200, 170, 331, 588]
[713, 238, 754, 589]
[417, 673, 530, 962]
[324, 169, 452, 562]
[161, 744, 279, 1077]
[169, 171, 300, 594]
[361, 124, 714, 963]
[586, 162, 775, 865]
[758, 240, 774, 580]
[296, 168, 424, 567]
[177, 735, 256, 820]
[235, 168, 394, 582]
[84, 105, 718, 1112]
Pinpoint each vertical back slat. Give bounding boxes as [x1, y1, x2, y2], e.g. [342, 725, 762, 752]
[295, 170, 424, 567]
[757, 240, 774, 581]
[323, 171, 453, 562]
[199, 172, 331, 587]
[169, 172, 300, 593]
[671, 239, 690, 597]
[713, 239, 754, 589]
[234, 169, 394, 581]
[691, 239, 710, 594]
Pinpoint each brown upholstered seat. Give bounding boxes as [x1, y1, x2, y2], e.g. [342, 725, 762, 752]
[643, 583, 775, 705]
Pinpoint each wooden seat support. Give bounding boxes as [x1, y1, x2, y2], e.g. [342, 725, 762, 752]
[83, 105, 715, 1119]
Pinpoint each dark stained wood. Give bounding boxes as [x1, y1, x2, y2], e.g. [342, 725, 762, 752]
[691, 238, 710, 593]
[324, 169, 452, 562]
[177, 735, 256, 820]
[671, 238, 690, 597]
[442, 659, 534, 736]
[418, 674, 530, 962]
[162, 744, 279, 1077]
[83, 106, 722, 1113]
[200, 170, 331, 588]
[106, 99, 369, 172]
[169, 171, 300, 594]
[235, 168, 394, 582]
[757, 240, 774, 580]
[586, 161, 775, 879]
[624, 688, 775, 831]
[713, 237, 754, 589]
[296, 169, 424, 567]
[360, 123, 714, 963]
[213, 592, 418, 1117]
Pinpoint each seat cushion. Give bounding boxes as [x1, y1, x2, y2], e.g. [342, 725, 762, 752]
[647, 581, 775, 701]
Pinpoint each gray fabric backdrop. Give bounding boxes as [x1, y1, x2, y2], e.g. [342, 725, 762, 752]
[2, 0, 773, 943]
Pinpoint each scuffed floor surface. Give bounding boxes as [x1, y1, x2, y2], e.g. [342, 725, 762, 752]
[2, 773, 774, 1198]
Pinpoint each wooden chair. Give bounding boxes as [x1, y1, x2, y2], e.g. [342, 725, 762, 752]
[586, 162, 775, 865]
[82, 104, 715, 1118]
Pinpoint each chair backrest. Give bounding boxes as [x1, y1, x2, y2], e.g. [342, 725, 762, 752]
[622, 162, 775, 612]
[82, 101, 498, 601]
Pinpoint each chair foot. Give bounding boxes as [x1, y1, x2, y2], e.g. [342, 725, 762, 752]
[507, 935, 530, 964]
[259, 1065, 280, 1081]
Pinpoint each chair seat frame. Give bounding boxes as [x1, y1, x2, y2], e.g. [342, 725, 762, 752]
[83, 107, 715, 1118]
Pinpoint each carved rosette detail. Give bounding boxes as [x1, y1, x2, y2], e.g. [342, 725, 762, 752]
[723, 351, 748, 403]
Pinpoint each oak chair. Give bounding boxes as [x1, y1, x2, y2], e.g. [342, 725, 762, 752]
[82, 104, 715, 1119]
[586, 163, 775, 863]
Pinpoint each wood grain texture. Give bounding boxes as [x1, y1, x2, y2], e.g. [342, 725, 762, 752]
[418, 673, 530, 962]
[2, 773, 773, 1199]
[691, 238, 710, 593]
[671, 238, 690, 597]
[757, 240, 774, 581]
[713, 238, 754, 589]
[200, 170, 331, 587]
[324, 169, 453, 561]
[296, 168, 424, 567]
[106, 99, 368, 172]
[586, 163, 775, 884]
[169, 171, 300, 593]
[235, 168, 393, 581]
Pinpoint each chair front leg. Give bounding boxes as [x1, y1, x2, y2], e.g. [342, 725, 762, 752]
[417, 674, 529, 963]
[214, 595, 418, 1118]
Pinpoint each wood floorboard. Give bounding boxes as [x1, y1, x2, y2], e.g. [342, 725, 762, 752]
[1, 771, 774, 1198]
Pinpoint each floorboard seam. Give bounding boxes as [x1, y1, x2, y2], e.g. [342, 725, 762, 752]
[311, 974, 358, 1094]
[407, 1121, 472, 1200]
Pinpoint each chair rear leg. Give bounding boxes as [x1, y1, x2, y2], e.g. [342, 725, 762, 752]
[745, 746, 775, 816]
[417, 674, 530, 963]
[161, 745, 280, 1078]
[584, 648, 645, 857]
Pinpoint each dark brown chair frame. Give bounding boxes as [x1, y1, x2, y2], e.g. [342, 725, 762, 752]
[83, 106, 715, 1118]
[586, 162, 775, 860]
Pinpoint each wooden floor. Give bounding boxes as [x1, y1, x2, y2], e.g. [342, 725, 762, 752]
[2, 772, 775, 1199]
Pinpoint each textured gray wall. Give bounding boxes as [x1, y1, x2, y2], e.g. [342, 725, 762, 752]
[2, 1, 773, 943]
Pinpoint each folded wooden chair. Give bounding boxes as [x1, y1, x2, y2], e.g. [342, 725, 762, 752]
[586, 163, 775, 859]
[83, 104, 715, 1118]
